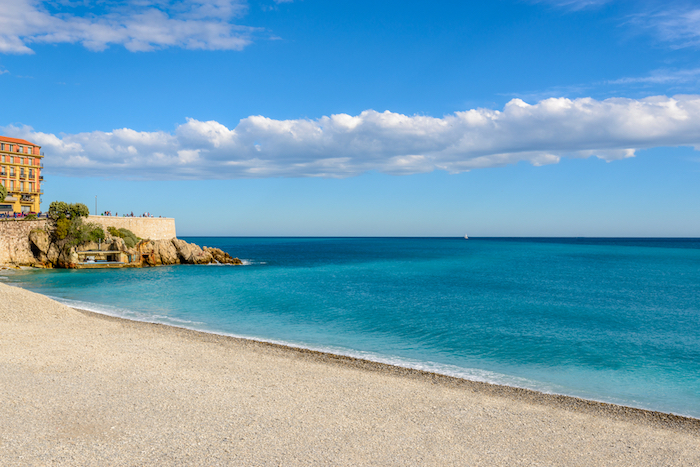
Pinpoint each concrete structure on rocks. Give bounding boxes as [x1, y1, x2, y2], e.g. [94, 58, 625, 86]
[87, 216, 176, 241]
[0, 217, 241, 268]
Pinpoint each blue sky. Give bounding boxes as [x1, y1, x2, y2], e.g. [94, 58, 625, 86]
[1, 0, 699, 236]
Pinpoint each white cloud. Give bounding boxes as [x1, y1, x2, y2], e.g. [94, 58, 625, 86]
[607, 68, 700, 85]
[627, 4, 700, 49]
[6, 95, 700, 180]
[534, 0, 612, 11]
[0, 0, 256, 54]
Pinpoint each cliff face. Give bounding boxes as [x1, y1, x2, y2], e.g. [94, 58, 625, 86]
[0, 220, 49, 267]
[0, 220, 241, 268]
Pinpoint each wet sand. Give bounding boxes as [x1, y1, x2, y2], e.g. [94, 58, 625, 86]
[1, 283, 698, 466]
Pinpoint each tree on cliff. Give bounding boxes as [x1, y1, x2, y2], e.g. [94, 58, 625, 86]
[0, 184, 6, 203]
[48, 201, 103, 246]
[48, 201, 90, 220]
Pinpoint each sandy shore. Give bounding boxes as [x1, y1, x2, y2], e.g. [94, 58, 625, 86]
[1, 283, 699, 466]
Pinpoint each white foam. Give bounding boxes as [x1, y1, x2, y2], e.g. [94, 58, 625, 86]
[202, 259, 260, 266]
[53, 297, 205, 327]
[46, 295, 697, 418]
[56, 294, 546, 391]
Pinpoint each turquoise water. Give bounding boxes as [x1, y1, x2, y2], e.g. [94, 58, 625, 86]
[4, 237, 700, 418]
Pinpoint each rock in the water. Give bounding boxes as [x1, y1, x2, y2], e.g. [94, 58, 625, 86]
[204, 247, 243, 265]
[154, 239, 180, 265]
[172, 238, 213, 264]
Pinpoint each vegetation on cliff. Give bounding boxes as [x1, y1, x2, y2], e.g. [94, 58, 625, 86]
[47, 201, 105, 250]
[107, 226, 140, 248]
[14, 200, 243, 268]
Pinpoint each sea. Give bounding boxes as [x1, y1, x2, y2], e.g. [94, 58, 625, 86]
[3, 237, 700, 419]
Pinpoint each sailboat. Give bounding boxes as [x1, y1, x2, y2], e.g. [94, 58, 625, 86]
[464, 234, 469, 240]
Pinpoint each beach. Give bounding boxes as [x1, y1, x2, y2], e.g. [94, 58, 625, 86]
[1, 283, 699, 466]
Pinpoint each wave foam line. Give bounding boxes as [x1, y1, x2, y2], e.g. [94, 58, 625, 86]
[46, 293, 688, 417]
[52, 296, 583, 398]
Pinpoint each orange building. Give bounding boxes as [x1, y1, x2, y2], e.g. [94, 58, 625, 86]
[0, 136, 44, 214]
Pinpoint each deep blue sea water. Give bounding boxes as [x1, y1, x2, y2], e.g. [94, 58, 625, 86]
[3, 237, 700, 418]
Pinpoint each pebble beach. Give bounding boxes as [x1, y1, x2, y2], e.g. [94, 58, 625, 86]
[1, 282, 699, 466]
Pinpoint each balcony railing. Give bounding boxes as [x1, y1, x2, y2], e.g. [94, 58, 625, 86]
[39, 176, 44, 181]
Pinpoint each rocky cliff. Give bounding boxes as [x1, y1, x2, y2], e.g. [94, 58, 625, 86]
[1, 222, 242, 268]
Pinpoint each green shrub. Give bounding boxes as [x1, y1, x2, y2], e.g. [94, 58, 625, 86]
[108, 226, 138, 248]
[24, 213, 37, 220]
[71, 203, 90, 218]
[48, 201, 90, 220]
[0, 184, 6, 203]
[80, 223, 105, 244]
[48, 201, 69, 220]
[119, 228, 139, 248]
[55, 218, 70, 240]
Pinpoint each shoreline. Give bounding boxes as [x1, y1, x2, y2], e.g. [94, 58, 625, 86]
[6, 277, 700, 427]
[6, 278, 700, 426]
[2, 282, 699, 465]
[74, 305, 700, 432]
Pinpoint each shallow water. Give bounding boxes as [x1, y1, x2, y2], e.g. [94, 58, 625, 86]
[5, 237, 700, 418]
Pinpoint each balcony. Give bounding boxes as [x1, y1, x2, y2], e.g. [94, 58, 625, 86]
[39, 176, 44, 181]
[0, 172, 5, 177]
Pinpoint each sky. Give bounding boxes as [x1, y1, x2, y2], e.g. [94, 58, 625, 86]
[1, 0, 699, 236]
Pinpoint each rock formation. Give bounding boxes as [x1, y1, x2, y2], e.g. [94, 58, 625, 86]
[20, 224, 243, 269]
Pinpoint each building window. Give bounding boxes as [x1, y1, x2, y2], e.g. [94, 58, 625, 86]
[0, 143, 4, 150]
[10, 180, 14, 190]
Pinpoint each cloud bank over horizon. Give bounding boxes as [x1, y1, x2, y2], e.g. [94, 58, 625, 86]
[6, 94, 700, 180]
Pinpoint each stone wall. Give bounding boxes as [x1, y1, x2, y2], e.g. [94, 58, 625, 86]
[86, 216, 177, 241]
[0, 219, 48, 266]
